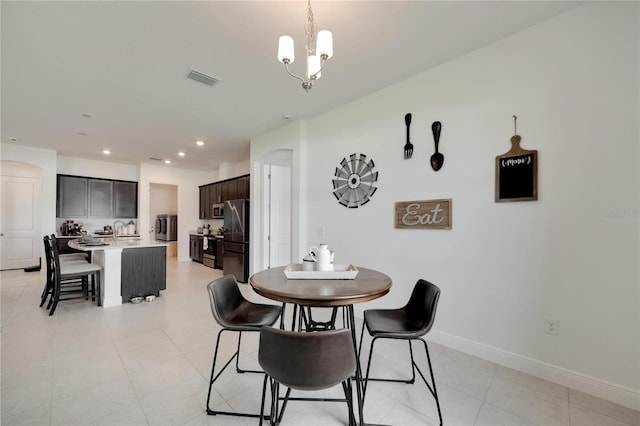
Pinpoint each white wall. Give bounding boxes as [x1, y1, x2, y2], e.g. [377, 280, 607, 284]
[57, 156, 138, 181]
[251, 2, 639, 408]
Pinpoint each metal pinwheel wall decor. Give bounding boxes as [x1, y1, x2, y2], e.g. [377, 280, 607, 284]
[332, 153, 378, 208]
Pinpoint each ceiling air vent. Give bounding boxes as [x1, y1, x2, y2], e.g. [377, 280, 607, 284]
[149, 157, 162, 161]
[187, 69, 219, 87]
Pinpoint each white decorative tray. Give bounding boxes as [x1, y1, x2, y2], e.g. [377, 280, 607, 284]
[284, 264, 359, 280]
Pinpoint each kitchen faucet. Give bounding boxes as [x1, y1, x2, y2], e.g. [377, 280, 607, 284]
[113, 220, 127, 239]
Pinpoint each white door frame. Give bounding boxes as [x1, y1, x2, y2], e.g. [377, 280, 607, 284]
[1, 161, 43, 270]
[254, 149, 293, 272]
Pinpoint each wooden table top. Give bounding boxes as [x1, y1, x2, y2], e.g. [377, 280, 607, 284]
[249, 266, 392, 306]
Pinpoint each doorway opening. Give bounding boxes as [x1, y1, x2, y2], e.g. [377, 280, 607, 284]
[149, 183, 178, 257]
[260, 150, 293, 270]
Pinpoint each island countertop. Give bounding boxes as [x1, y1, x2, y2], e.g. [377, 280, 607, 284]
[68, 238, 166, 251]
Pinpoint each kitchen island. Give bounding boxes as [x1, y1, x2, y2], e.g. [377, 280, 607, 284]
[68, 238, 167, 307]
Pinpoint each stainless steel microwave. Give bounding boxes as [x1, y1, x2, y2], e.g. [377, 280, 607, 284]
[212, 203, 224, 218]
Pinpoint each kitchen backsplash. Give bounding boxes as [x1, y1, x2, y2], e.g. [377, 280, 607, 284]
[56, 217, 137, 235]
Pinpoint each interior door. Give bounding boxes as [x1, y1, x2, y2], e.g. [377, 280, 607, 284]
[268, 164, 292, 268]
[1, 165, 42, 270]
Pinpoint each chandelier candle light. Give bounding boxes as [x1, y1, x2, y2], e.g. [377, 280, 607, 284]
[277, 0, 333, 92]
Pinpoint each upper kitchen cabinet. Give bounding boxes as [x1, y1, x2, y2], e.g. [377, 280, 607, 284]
[57, 174, 138, 218]
[237, 176, 249, 199]
[114, 181, 138, 218]
[199, 185, 211, 219]
[198, 175, 250, 218]
[226, 179, 239, 201]
[57, 175, 88, 217]
[88, 179, 113, 217]
[209, 184, 219, 205]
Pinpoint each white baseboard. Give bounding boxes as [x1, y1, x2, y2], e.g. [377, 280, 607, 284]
[428, 330, 640, 411]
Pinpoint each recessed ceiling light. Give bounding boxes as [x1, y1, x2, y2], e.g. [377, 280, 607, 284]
[178, 151, 185, 157]
[102, 150, 111, 155]
[164, 159, 172, 164]
[196, 140, 204, 146]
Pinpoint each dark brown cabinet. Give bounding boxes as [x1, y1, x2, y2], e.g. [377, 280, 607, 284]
[237, 176, 249, 199]
[88, 179, 113, 217]
[215, 238, 224, 269]
[198, 175, 250, 219]
[189, 234, 203, 263]
[120, 246, 166, 302]
[199, 186, 210, 219]
[57, 175, 88, 217]
[57, 174, 137, 219]
[114, 181, 137, 218]
[226, 180, 238, 201]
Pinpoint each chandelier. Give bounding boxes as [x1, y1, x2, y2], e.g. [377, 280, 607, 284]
[277, 0, 333, 92]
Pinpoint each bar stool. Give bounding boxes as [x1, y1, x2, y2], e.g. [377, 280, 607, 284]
[48, 235, 102, 315]
[40, 235, 89, 308]
[205, 275, 282, 419]
[258, 326, 356, 426]
[359, 279, 443, 425]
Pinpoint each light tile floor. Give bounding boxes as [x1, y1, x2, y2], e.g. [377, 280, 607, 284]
[2, 259, 638, 426]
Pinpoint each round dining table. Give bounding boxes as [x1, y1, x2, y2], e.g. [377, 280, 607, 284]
[249, 265, 392, 307]
[249, 265, 392, 426]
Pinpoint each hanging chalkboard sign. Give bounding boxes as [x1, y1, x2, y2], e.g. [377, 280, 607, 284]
[495, 117, 538, 202]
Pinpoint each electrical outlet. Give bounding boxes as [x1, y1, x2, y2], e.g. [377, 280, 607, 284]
[545, 319, 559, 336]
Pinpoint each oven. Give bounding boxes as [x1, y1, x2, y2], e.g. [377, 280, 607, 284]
[202, 236, 216, 268]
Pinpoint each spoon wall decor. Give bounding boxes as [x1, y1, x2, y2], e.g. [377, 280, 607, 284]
[430, 121, 444, 171]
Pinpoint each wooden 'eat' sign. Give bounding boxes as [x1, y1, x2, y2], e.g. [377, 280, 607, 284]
[395, 199, 452, 229]
[495, 117, 538, 202]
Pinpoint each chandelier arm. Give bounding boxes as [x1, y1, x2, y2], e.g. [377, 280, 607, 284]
[283, 62, 309, 84]
[307, 56, 327, 80]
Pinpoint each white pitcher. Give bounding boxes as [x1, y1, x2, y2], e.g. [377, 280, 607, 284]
[310, 244, 335, 272]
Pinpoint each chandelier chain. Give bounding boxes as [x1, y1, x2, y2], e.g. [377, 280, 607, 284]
[305, 0, 317, 56]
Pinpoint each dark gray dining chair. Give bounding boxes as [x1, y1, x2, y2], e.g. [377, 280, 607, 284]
[47, 235, 102, 315]
[205, 275, 282, 419]
[40, 235, 90, 307]
[258, 326, 356, 426]
[358, 279, 443, 425]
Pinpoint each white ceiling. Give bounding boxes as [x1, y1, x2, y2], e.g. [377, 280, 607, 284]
[1, 1, 580, 172]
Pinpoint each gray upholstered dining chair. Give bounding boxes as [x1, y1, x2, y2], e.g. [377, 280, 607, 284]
[358, 279, 443, 425]
[258, 326, 356, 426]
[47, 235, 102, 315]
[40, 235, 90, 308]
[205, 275, 282, 419]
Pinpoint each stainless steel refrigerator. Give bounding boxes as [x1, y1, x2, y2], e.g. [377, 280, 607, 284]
[223, 199, 249, 282]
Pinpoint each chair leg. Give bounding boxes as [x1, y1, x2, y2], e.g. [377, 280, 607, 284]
[342, 378, 356, 426]
[276, 386, 292, 424]
[235, 331, 262, 374]
[206, 328, 268, 419]
[95, 271, 102, 307]
[418, 338, 442, 426]
[259, 374, 268, 426]
[40, 279, 51, 307]
[362, 336, 419, 401]
[49, 279, 61, 316]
